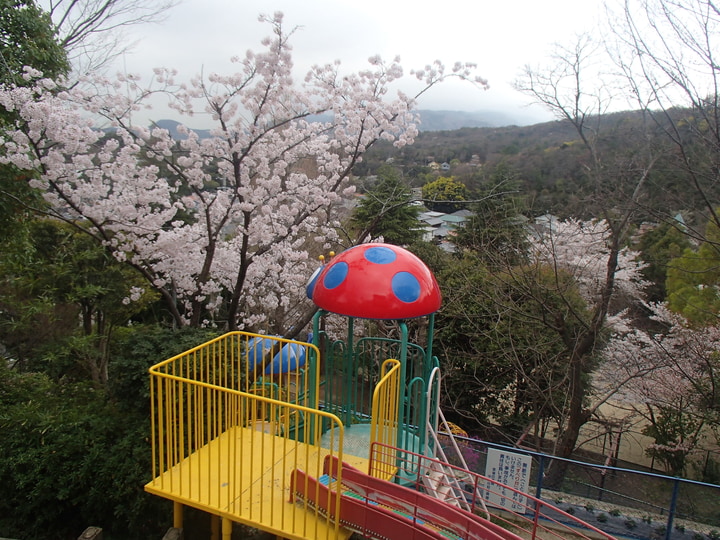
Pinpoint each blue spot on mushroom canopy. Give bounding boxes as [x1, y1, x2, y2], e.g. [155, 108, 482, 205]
[364, 245, 397, 264]
[323, 261, 349, 289]
[392, 271, 421, 303]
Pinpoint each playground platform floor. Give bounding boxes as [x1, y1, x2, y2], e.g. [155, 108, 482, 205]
[320, 424, 374, 459]
[145, 426, 369, 540]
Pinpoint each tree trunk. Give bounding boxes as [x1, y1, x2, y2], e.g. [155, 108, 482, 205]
[543, 338, 594, 488]
[544, 403, 591, 489]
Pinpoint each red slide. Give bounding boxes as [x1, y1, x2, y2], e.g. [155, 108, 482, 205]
[290, 456, 522, 540]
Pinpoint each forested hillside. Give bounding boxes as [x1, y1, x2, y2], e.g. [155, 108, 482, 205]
[357, 109, 707, 226]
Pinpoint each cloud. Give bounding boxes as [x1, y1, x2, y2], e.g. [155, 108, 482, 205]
[111, 0, 601, 126]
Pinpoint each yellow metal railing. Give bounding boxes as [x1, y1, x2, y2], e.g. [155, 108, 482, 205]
[146, 332, 348, 540]
[369, 358, 401, 480]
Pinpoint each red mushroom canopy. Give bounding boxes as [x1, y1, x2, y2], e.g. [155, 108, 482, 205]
[306, 243, 442, 319]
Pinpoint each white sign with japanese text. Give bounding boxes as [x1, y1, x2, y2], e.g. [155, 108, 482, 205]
[483, 448, 532, 513]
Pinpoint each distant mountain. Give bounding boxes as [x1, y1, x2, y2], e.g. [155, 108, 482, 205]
[415, 110, 521, 131]
[147, 110, 524, 140]
[151, 119, 212, 140]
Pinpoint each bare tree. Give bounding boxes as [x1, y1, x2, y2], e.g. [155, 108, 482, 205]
[514, 34, 659, 487]
[609, 0, 720, 248]
[39, 0, 178, 73]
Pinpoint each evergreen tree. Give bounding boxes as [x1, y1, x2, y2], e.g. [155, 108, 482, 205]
[635, 221, 692, 303]
[350, 164, 422, 245]
[666, 218, 720, 326]
[0, 219, 158, 379]
[435, 253, 588, 437]
[453, 163, 528, 266]
[0, 0, 69, 85]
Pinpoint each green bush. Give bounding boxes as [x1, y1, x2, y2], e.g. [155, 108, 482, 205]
[0, 364, 169, 538]
[0, 325, 219, 539]
[108, 325, 220, 413]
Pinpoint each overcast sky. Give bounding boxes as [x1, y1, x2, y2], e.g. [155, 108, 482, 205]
[114, 0, 606, 127]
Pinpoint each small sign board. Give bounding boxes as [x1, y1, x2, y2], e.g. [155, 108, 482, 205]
[483, 448, 532, 513]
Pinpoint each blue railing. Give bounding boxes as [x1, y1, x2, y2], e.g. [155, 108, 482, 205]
[440, 435, 720, 540]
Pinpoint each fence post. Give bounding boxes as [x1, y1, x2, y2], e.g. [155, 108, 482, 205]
[664, 478, 680, 540]
[534, 455, 545, 499]
[531, 456, 546, 540]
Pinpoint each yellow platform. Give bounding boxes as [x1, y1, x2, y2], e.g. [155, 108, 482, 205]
[144, 332, 402, 539]
[145, 425, 368, 540]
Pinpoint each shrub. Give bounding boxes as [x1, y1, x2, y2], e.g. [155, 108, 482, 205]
[0, 325, 221, 540]
[0, 367, 169, 539]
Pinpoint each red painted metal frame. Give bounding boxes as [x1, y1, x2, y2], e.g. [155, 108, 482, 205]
[368, 442, 619, 540]
[290, 467, 446, 540]
[290, 455, 521, 540]
[324, 455, 519, 540]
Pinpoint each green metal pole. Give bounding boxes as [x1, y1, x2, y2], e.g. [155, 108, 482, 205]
[345, 316, 355, 426]
[426, 313, 436, 374]
[398, 321, 409, 450]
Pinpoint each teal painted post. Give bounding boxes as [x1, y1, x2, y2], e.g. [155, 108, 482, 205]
[426, 313, 436, 371]
[344, 316, 355, 426]
[398, 322, 409, 450]
[310, 310, 325, 442]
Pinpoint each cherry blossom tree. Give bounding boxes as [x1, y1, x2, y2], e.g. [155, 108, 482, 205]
[525, 217, 649, 485]
[516, 30, 659, 485]
[530, 218, 648, 302]
[598, 303, 720, 475]
[0, 13, 487, 332]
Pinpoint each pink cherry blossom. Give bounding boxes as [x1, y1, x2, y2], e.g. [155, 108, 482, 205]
[0, 13, 485, 332]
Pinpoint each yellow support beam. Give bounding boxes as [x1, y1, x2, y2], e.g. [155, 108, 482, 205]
[172, 502, 183, 530]
[222, 517, 232, 540]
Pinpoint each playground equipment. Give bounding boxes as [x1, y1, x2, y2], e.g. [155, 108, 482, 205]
[246, 336, 307, 375]
[307, 243, 443, 465]
[144, 243, 618, 539]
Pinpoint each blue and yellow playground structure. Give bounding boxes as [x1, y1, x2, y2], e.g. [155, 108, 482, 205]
[145, 244, 618, 540]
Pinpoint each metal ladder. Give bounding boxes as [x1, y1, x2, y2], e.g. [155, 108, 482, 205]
[424, 367, 490, 519]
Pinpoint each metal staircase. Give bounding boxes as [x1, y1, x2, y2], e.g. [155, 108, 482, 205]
[423, 367, 491, 519]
